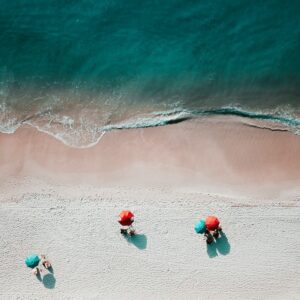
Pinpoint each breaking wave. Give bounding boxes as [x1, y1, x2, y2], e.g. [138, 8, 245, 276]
[0, 105, 299, 148]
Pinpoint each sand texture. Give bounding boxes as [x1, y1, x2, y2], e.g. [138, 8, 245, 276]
[0, 117, 300, 299]
[1, 180, 300, 299]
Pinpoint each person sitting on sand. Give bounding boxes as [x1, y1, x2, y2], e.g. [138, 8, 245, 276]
[127, 225, 135, 235]
[40, 255, 51, 269]
[204, 230, 214, 244]
[121, 225, 135, 236]
[212, 226, 222, 238]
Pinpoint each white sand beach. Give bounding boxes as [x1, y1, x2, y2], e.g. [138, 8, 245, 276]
[1, 118, 300, 299]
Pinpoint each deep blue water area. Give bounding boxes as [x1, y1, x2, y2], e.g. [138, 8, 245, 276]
[0, 0, 299, 146]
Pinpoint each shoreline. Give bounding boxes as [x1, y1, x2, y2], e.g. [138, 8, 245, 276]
[1, 116, 300, 198]
[1, 104, 299, 148]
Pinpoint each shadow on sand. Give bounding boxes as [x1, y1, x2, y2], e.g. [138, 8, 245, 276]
[206, 241, 218, 258]
[42, 273, 56, 289]
[36, 271, 42, 282]
[124, 234, 147, 250]
[207, 231, 231, 258]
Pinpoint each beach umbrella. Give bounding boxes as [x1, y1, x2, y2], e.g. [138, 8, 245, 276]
[194, 219, 206, 234]
[118, 210, 134, 226]
[25, 255, 40, 268]
[205, 216, 220, 231]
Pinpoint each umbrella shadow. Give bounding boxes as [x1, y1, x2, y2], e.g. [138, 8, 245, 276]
[206, 241, 218, 258]
[215, 231, 231, 255]
[206, 231, 230, 258]
[124, 234, 147, 250]
[42, 273, 56, 289]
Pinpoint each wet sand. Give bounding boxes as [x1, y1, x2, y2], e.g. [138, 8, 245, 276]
[1, 117, 299, 197]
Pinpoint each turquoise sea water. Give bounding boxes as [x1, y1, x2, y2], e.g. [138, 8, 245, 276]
[0, 1, 299, 146]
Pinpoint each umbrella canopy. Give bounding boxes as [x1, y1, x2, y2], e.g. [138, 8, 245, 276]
[118, 210, 134, 226]
[194, 219, 206, 234]
[25, 255, 40, 268]
[205, 216, 220, 231]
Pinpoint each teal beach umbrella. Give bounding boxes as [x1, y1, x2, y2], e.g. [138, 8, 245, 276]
[25, 255, 40, 268]
[194, 219, 206, 234]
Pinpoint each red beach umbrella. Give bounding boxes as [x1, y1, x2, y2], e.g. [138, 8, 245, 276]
[118, 210, 134, 226]
[205, 216, 220, 231]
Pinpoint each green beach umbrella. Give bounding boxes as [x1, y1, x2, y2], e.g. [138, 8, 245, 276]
[194, 219, 206, 234]
[25, 255, 40, 268]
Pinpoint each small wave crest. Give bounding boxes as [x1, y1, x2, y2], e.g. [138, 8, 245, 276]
[198, 106, 300, 128]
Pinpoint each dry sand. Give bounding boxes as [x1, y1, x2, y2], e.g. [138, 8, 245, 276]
[0, 117, 300, 299]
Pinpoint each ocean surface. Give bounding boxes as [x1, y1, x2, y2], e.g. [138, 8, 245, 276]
[0, 0, 300, 147]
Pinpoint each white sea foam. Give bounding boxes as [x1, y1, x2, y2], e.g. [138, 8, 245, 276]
[0, 104, 299, 148]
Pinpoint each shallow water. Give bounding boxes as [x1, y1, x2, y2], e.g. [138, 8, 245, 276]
[0, 1, 299, 146]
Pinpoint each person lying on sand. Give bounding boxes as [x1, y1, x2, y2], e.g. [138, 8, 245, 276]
[32, 267, 39, 276]
[40, 255, 51, 269]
